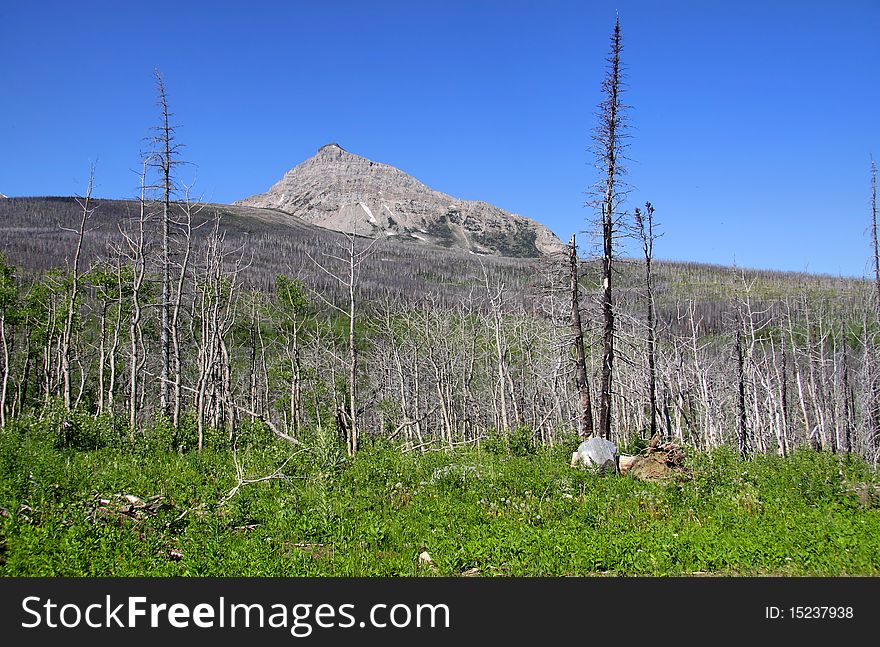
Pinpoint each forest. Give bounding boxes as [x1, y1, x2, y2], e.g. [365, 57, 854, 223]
[1, 20, 879, 576]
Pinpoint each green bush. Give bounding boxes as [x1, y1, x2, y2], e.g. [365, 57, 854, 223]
[482, 425, 538, 457]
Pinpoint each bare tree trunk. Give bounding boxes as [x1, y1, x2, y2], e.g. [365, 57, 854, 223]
[635, 203, 658, 438]
[106, 260, 123, 415]
[870, 160, 880, 454]
[61, 168, 93, 409]
[735, 320, 748, 459]
[786, 303, 811, 447]
[347, 248, 358, 456]
[481, 264, 510, 437]
[170, 195, 195, 428]
[840, 322, 852, 454]
[306, 230, 377, 456]
[124, 161, 149, 434]
[594, 17, 626, 440]
[152, 70, 180, 419]
[0, 314, 9, 427]
[872, 160, 879, 325]
[97, 303, 106, 415]
[568, 235, 594, 438]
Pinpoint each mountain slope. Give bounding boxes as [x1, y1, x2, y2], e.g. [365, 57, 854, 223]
[235, 143, 564, 258]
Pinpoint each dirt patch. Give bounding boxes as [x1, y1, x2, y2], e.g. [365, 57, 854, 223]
[622, 438, 690, 483]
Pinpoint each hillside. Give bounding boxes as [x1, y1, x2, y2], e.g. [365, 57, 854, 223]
[0, 196, 538, 308]
[0, 196, 866, 334]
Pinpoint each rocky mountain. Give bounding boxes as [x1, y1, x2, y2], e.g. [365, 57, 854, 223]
[235, 143, 564, 258]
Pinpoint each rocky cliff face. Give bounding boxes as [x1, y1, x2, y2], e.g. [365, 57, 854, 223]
[235, 143, 564, 258]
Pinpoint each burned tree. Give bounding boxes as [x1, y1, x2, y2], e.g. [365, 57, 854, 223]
[869, 160, 880, 456]
[121, 161, 150, 432]
[150, 70, 183, 418]
[634, 202, 658, 438]
[568, 235, 593, 438]
[307, 232, 378, 457]
[0, 255, 17, 427]
[872, 160, 879, 326]
[60, 168, 95, 410]
[591, 17, 628, 440]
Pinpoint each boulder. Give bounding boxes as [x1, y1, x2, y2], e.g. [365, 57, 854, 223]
[570, 437, 618, 474]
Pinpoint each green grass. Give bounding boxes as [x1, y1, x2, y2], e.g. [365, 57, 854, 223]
[0, 416, 878, 576]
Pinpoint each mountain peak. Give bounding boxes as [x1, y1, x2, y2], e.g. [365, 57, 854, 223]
[235, 147, 564, 258]
[317, 142, 346, 153]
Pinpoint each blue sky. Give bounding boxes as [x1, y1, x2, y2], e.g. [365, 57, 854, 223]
[2, 0, 879, 276]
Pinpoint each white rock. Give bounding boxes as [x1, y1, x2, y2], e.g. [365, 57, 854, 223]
[570, 437, 618, 472]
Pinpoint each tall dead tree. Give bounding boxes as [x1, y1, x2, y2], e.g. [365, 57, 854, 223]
[871, 160, 879, 325]
[735, 320, 749, 458]
[568, 235, 593, 438]
[869, 160, 880, 456]
[592, 17, 628, 440]
[0, 255, 17, 427]
[307, 232, 377, 456]
[121, 161, 149, 433]
[634, 202, 658, 438]
[151, 70, 182, 418]
[839, 322, 852, 454]
[60, 167, 95, 409]
[170, 190, 199, 427]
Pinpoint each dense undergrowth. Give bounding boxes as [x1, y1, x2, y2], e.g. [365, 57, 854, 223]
[0, 410, 878, 576]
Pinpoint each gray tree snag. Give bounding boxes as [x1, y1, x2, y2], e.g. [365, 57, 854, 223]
[0, 255, 17, 427]
[568, 235, 593, 438]
[61, 166, 95, 409]
[170, 189, 199, 428]
[307, 231, 378, 457]
[870, 159, 880, 455]
[735, 320, 749, 459]
[151, 70, 182, 419]
[593, 17, 627, 440]
[123, 160, 149, 434]
[634, 202, 658, 438]
[872, 160, 879, 326]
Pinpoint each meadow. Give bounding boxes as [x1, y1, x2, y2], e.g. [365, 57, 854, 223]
[1, 410, 878, 577]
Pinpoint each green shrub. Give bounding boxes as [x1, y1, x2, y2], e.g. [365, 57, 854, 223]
[482, 425, 538, 457]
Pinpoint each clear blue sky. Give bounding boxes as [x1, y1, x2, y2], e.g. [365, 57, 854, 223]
[2, 0, 879, 276]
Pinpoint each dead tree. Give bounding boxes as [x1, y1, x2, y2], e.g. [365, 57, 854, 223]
[872, 160, 880, 325]
[840, 322, 852, 454]
[481, 262, 516, 437]
[121, 161, 150, 433]
[735, 320, 748, 458]
[568, 235, 593, 438]
[151, 70, 183, 418]
[60, 167, 95, 409]
[591, 17, 628, 440]
[634, 202, 658, 438]
[91, 255, 125, 417]
[307, 231, 378, 456]
[170, 190, 200, 427]
[192, 217, 243, 450]
[274, 274, 309, 435]
[0, 255, 16, 427]
[869, 160, 880, 455]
